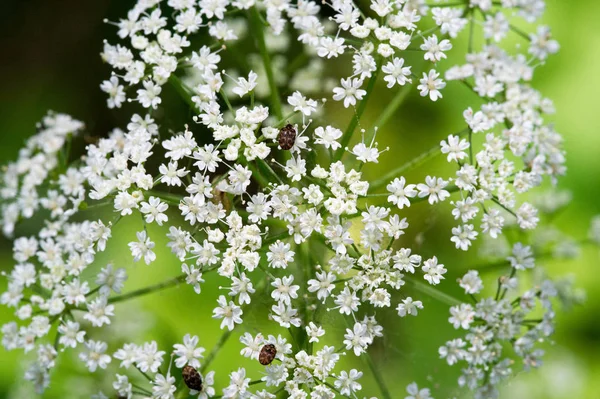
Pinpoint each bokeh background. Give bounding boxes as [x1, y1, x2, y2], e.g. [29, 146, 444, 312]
[1, 0, 599, 398]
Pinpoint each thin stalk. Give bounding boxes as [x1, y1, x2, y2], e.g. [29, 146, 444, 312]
[491, 197, 517, 218]
[365, 351, 392, 399]
[250, 7, 283, 119]
[370, 127, 469, 191]
[405, 277, 462, 306]
[372, 84, 411, 131]
[468, 128, 474, 164]
[256, 158, 283, 185]
[509, 24, 531, 41]
[169, 75, 197, 110]
[274, 110, 299, 127]
[334, 66, 381, 161]
[107, 274, 187, 304]
[246, 160, 271, 188]
[201, 328, 234, 373]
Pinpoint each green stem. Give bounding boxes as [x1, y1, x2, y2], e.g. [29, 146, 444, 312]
[107, 274, 187, 304]
[365, 351, 392, 399]
[256, 158, 283, 185]
[372, 84, 411, 131]
[146, 190, 184, 206]
[405, 277, 462, 306]
[201, 327, 234, 374]
[334, 66, 380, 161]
[246, 160, 271, 188]
[169, 75, 197, 110]
[509, 24, 531, 41]
[468, 9, 475, 53]
[491, 197, 517, 218]
[370, 127, 469, 191]
[274, 110, 299, 127]
[250, 7, 283, 119]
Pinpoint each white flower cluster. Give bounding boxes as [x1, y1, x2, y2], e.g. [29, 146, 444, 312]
[441, 266, 559, 399]
[0, 0, 594, 398]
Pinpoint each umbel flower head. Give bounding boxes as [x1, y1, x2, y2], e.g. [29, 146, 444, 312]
[0, 0, 592, 398]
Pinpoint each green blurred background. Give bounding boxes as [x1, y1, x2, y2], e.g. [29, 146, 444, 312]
[1, 0, 599, 398]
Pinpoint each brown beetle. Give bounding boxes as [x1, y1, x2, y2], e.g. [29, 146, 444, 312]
[182, 364, 203, 391]
[258, 343, 277, 365]
[278, 124, 296, 150]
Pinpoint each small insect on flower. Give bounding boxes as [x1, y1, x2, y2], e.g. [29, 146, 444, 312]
[182, 365, 203, 391]
[278, 124, 296, 150]
[258, 343, 277, 365]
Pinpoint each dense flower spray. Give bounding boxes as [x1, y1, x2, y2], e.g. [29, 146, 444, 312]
[0, 0, 595, 398]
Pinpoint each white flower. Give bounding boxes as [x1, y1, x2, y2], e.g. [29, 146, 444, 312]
[100, 76, 125, 108]
[335, 369, 363, 395]
[484, 12, 509, 42]
[333, 77, 366, 108]
[314, 126, 343, 150]
[128, 231, 156, 265]
[405, 382, 433, 399]
[271, 275, 299, 305]
[417, 176, 450, 204]
[529, 26, 559, 60]
[508, 242, 535, 270]
[382, 57, 412, 88]
[182, 263, 204, 294]
[84, 296, 115, 327]
[137, 80, 162, 109]
[95, 263, 127, 295]
[173, 334, 205, 369]
[421, 34, 452, 62]
[58, 321, 85, 348]
[397, 297, 423, 317]
[113, 374, 132, 399]
[458, 270, 483, 295]
[284, 156, 306, 182]
[136, 341, 165, 373]
[343, 322, 369, 356]
[288, 91, 318, 116]
[223, 368, 250, 398]
[350, 137, 387, 163]
[159, 161, 189, 187]
[230, 273, 255, 305]
[516, 202, 539, 229]
[387, 177, 417, 209]
[450, 224, 478, 251]
[306, 322, 325, 343]
[163, 129, 197, 161]
[418, 69, 446, 101]
[449, 303, 475, 329]
[195, 370, 215, 398]
[140, 197, 169, 225]
[440, 134, 469, 162]
[79, 340, 111, 372]
[152, 373, 176, 399]
[317, 36, 346, 59]
[271, 302, 301, 328]
[212, 295, 243, 330]
[307, 271, 336, 302]
[267, 241, 294, 269]
[422, 256, 446, 285]
[232, 70, 258, 97]
[114, 343, 140, 369]
[239, 332, 264, 359]
[334, 287, 359, 315]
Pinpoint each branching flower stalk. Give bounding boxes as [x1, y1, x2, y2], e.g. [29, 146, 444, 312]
[0, 1, 597, 399]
